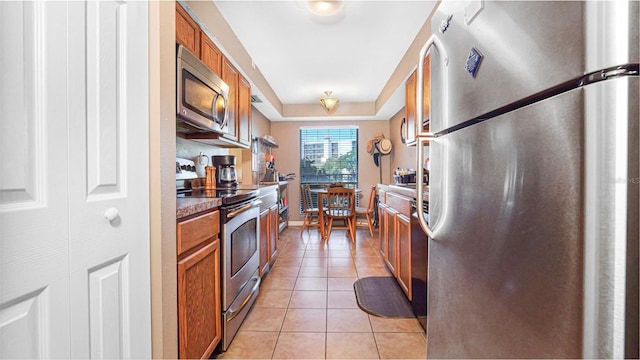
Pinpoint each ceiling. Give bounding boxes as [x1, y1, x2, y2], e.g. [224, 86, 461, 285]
[211, 1, 438, 121]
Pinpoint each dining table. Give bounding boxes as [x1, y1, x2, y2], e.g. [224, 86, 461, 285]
[310, 187, 362, 240]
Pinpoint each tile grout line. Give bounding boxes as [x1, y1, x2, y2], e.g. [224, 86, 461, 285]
[356, 231, 383, 360]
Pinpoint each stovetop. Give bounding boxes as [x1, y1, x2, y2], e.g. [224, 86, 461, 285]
[178, 186, 260, 206]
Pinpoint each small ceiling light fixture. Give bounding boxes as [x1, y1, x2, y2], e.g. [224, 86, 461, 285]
[307, 0, 344, 16]
[319, 91, 339, 112]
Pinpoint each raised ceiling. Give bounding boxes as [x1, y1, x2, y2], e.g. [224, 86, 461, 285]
[203, 1, 438, 121]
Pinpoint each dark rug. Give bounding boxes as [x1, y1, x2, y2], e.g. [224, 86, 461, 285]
[353, 276, 415, 318]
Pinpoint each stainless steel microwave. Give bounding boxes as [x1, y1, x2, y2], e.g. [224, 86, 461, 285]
[176, 44, 229, 134]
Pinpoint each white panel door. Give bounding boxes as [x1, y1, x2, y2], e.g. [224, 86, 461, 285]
[1, 1, 150, 359]
[1, 2, 71, 358]
[66, 1, 150, 359]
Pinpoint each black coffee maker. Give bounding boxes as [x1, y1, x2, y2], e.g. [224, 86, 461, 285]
[211, 155, 238, 188]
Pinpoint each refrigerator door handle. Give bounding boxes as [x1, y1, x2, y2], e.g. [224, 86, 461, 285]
[417, 34, 448, 137]
[416, 34, 447, 237]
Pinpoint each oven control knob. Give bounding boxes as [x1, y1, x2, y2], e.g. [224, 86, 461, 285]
[104, 207, 119, 222]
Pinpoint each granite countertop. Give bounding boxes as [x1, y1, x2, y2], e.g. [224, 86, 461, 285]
[177, 183, 279, 219]
[177, 197, 222, 220]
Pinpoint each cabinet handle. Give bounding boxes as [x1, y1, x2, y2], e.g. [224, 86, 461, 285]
[226, 276, 260, 321]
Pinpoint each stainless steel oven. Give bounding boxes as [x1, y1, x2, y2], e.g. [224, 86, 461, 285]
[220, 194, 261, 351]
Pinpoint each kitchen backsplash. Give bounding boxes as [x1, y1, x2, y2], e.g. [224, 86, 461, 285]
[176, 136, 228, 164]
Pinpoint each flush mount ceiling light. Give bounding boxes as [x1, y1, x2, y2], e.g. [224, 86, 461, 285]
[319, 91, 339, 112]
[307, 0, 344, 16]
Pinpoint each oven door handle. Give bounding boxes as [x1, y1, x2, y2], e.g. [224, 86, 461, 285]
[226, 276, 261, 321]
[227, 200, 262, 219]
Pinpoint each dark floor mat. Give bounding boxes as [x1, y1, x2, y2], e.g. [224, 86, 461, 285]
[353, 276, 415, 318]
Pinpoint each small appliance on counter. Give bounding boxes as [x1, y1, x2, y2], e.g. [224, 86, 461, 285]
[211, 155, 238, 188]
[394, 168, 417, 184]
[176, 157, 198, 195]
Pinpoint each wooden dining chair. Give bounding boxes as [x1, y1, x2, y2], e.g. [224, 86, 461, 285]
[300, 184, 320, 235]
[324, 187, 356, 242]
[356, 185, 376, 237]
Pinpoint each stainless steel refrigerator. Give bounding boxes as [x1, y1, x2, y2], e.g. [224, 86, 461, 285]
[414, 1, 638, 358]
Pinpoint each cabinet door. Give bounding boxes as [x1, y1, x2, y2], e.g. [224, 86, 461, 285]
[259, 209, 269, 276]
[378, 203, 387, 257]
[268, 204, 279, 263]
[384, 207, 398, 276]
[396, 214, 412, 300]
[177, 240, 221, 359]
[404, 71, 417, 145]
[221, 58, 238, 142]
[175, 3, 200, 56]
[237, 74, 252, 147]
[200, 35, 222, 75]
[422, 55, 431, 135]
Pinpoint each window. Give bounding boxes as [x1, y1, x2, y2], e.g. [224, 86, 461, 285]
[299, 126, 358, 212]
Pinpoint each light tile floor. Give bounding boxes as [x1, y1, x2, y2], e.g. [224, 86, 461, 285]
[214, 227, 426, 360]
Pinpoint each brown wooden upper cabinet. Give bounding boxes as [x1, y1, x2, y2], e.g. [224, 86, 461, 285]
[404, 54, 430, 146]
[404, 71, 417, 146]
[175, 3, 252, 149]
[422, 55, 431, 135]
[200, 35, 223, 75]
[238, 74, 252, 147]
[221, 58, 239, 143]
[175, 3, 200, 57]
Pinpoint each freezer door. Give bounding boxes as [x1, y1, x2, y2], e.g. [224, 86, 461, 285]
[429, 1, 582, 132]
[427, 88, 585, 357]
[430, 1, 585, 132]
[428, 1, 639, 133]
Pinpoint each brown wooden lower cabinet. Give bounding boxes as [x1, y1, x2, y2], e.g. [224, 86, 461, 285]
[396, 213, 412, 300]
[177, 211, 221, 359]
[259, 207, 270, 276]
[378, 201, 386, 256]
[268, 203, 279, 263]
[259, 188, 279, 277]
[384, 206, 398, 275]
[379, 202, 397, 275]
[378, 188, 413, 299]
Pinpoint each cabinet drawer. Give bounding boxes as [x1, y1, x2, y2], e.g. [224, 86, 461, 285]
[177, 210, 220, 256]
[378, 189, 386, 204]
[385, 192, 411, 218]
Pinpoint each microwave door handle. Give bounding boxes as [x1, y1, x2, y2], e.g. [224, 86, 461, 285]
[211, 93, 228, 129]
[220, 94, 228, 129]
[416, 34, 447, 238]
